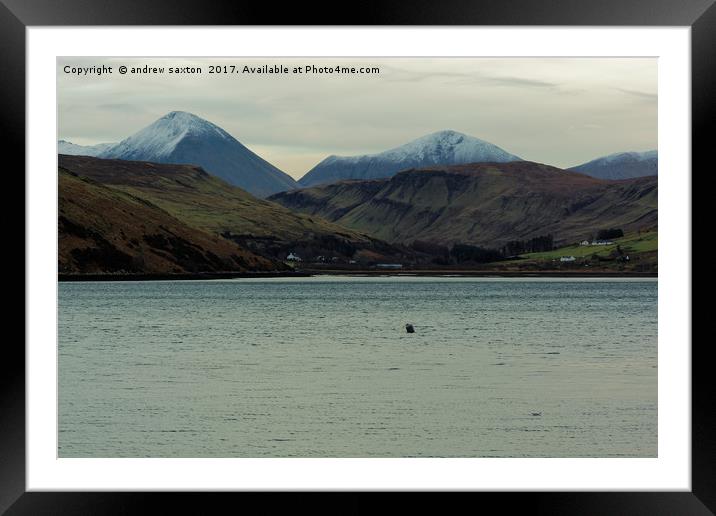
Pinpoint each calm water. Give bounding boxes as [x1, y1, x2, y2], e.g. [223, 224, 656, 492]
[58, 276, 657, 457]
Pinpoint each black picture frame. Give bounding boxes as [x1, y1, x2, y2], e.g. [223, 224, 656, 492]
[4, 0, 711, 513]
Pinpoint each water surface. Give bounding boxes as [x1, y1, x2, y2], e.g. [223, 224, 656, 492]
[59, 276, 657, 457]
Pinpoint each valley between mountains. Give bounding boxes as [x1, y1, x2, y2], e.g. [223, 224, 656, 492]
[58, 111, 658, 277]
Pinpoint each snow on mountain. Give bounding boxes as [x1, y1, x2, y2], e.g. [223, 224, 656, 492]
[58, 140, 116, 157]
[569, 150, 658, 180]
[101, 111, 232, 161]
[298, 130, 522, 187]
[97, 111, 298, 198]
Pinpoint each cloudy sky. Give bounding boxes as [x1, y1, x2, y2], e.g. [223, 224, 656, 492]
[58, 57, 657, 179]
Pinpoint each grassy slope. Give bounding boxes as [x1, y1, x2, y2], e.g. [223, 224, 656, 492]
[516, 231, 657, 261]
[59, 168, 279, 274]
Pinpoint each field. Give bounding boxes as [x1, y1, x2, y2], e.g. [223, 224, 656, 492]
[518, 230, 657, 261]
[491, 230, 658, 273]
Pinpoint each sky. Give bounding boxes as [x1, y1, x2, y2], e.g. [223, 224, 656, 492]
[58, 57, 657, 179]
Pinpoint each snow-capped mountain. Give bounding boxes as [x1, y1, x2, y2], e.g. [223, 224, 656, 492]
[95, 111, 298, 197]
[298, 130, 522, 187]
[569, 150, 657, 180]
[58, 140, 116, 157]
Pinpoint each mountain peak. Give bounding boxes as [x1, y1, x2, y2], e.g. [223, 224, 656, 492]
[101, 111, 233, 162]
[152, 111, 230, 139]
[569, 149, 658, 180]
[427, 129, 466, 139]
[160, 110, 208, 125]
[299, 130, 521, 187]
[411, 129, 479, 147]
[600, 150, 657, 163]
[96, 112, 298, 197]
[164, 110, 194, 118]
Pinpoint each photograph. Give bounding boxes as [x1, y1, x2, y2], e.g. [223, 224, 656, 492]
[56, 56, 659, 459]
[0, 0, 708, 507]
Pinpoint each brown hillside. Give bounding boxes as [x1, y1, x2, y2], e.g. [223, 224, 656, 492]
[58, 155, 404, 262]
[59, 168, 280, 274]
[269, 161, 657, 248]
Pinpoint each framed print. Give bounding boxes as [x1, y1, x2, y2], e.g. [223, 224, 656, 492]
[5, 0, 712, 513]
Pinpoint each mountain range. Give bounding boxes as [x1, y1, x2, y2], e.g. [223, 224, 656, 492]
[569, 150, 657, 180]
[298, 130, 522, 187]
[58, 139, 115, 157]
[59, 112, 658, 198]
[269, 161, 657, 248]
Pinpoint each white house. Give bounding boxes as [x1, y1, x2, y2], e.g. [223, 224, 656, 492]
[560, 256, 576, 262]
[580, 240, 590, 246]
[286, 252, 302, 262]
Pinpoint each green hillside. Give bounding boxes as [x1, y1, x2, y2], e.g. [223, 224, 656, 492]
[518, 231, 657, 260]
[495, 230, 658, 272]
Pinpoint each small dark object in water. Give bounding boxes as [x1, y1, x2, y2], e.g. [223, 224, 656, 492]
[531, 412, 542, 417]
[405, 323, 415, 333]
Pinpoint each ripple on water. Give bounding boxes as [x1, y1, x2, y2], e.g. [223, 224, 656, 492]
[58, 277, 657, 458]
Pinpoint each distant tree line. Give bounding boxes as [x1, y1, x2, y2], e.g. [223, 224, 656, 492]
[410, 240, 504, 264]
[501, 234, 554, 256]
[411, 240, 450, 265]
[450, 244, 504, 264]
[410, 235, 555, 265]
[596, 228, 624, 240]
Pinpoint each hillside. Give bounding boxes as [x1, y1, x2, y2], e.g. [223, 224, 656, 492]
[59, 155, 403, 263]
[270, 161, 657, 248]
[299, 130, 521, 187]
[59, 168, 280, 274]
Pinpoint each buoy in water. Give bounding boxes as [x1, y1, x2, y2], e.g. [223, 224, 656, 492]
[405, 323, 415, 333]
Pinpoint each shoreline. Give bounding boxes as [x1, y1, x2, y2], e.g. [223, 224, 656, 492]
[58, 269, 657, 282]
[58, 271, 312, 282]
[304, 269, 657, 278]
